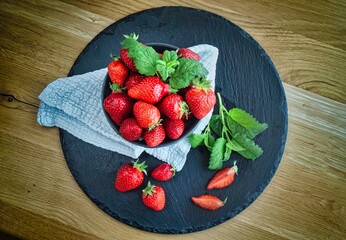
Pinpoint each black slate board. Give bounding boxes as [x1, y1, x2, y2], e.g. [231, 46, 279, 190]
[60, 6, 288, 234]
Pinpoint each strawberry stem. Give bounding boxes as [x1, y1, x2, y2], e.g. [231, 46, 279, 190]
[233, 160, 238, 175]
[142, 181, 156, 196]
[132, 159, 148, 175]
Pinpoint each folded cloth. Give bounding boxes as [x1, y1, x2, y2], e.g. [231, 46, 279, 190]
[37, 44, 218, 171]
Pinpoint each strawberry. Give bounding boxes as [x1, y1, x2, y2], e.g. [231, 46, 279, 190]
[163, 119, 184, 140]
[108, 57, 129, 87]
[119, 33, 140, 72]
[120, 48, 138, 72]
[128, 76, 170, 104]
[178, 48, 201, 61]
[158, 94, 189, 120]
[104, 85, 134, 125]
[185, 79, 216, 119]
[151, 163, 176, 181]
[133, 101, 161, 128]
[143, 125, 165, 147]
[207, 161, 238, 190]
[124, 73, 144, 90]
[191, 195, 227, 211]
[115, 160, 147, 192]
[142, 181, 165, 211]
[119, 118, 143, 141]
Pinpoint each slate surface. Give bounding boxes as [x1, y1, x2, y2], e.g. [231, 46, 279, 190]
[60, 6, 288, 234]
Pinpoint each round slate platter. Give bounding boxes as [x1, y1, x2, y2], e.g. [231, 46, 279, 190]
[60, 6, 288, 234]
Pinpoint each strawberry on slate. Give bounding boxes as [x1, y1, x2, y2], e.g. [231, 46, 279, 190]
[158, 93, 189, 120]
[128, 76, 170, 104]
[143, 125, 165, 147]
[207, 161, 238, 190]
[133, 101, 161, 129]
[185, 79, 216, 119]
[178, 48, 201, 61]
[104, 84, 133, 126]
[191, 195, 227, 211]
[163, 119, 185, 140]
[124, 73, 144, 90]
[151, 163, 175, 181]
[115, 160, 147, 192]
[119, 118, 143, 141]
[108, 57, 129, 87]
[142, 181, 166, 211]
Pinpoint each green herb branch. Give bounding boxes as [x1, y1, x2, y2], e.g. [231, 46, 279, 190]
[188, 92, 268, 170]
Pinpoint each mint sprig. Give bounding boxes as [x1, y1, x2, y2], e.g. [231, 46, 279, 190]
[188, 92, 268, 170]
[156, 50, 180, 81]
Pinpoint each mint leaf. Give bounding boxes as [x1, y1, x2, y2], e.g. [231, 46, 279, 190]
[204, 134, 215, 151]
[121, 38, 160, 76]
[229, 108, 268, 138]
[232, 134, 263, 160]
[209, 115, 223, 136]
[188, 133, 207, 148]
[156, 50, 179, 81]
[228, 139, 245, 151]
[223, 143, 232, 161]
[169, 58, 208, 89]
[208, 137, 226, 170]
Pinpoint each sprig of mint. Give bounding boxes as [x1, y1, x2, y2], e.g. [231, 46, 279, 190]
[188, 92, 268, 170]
[156, 50, 180, 81]
[120, 33, 208, 88]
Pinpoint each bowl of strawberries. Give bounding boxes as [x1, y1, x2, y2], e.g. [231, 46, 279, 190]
[102, 34, 216, 147]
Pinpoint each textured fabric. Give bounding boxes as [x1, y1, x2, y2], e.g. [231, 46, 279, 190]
[37, 44, 218, 171]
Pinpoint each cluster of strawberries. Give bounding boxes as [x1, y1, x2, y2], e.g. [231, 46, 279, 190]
[115, 160, 239, 211]
[115, 160, 175, 211]
[103, 43, 216, 147]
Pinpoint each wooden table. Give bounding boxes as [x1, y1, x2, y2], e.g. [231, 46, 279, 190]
[1, 1, 345, 239]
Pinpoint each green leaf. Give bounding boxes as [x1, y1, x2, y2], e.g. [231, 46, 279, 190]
[232, 134, 263, 160]
[209, 115, 223, 136]
[204, 134, 215, 152]
[188, 133, 207, 148]
[228, 139, 245, 151]
[169, 58, 208, 89]
[229, 108, 268, 138]
[121, 37, 160, 76]
[208, 138, 226, 170]
[223, 143, 232, 161]
[155, 50, 179, 81]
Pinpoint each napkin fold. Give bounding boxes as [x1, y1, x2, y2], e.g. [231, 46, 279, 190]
[37, 44, 218, 171]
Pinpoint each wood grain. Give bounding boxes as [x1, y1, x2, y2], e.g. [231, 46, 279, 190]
[1, 0, 346, 239]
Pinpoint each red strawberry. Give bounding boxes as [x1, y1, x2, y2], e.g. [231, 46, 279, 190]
[142, 181, 165, 211]
[133, 101, 161, 128]
[108, 58, 129, 87]
[115, 160, 147, 192]
[207, 161, 238, 190]
[158, 94, 189, 120]
[163, 119, 184, 140]
[124, 73, 144, 90]
[120, 48, 138, 72]
[185, 80, 216, 119]
[151, 163, 175, 181]
[104, 86, 134, 125]
[191, 195, 227, 211]
[143, 125, 165, 147]
[119, 118, 143, 141]
[178, 48, 201, 61]
[128, 76, 170, 104]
